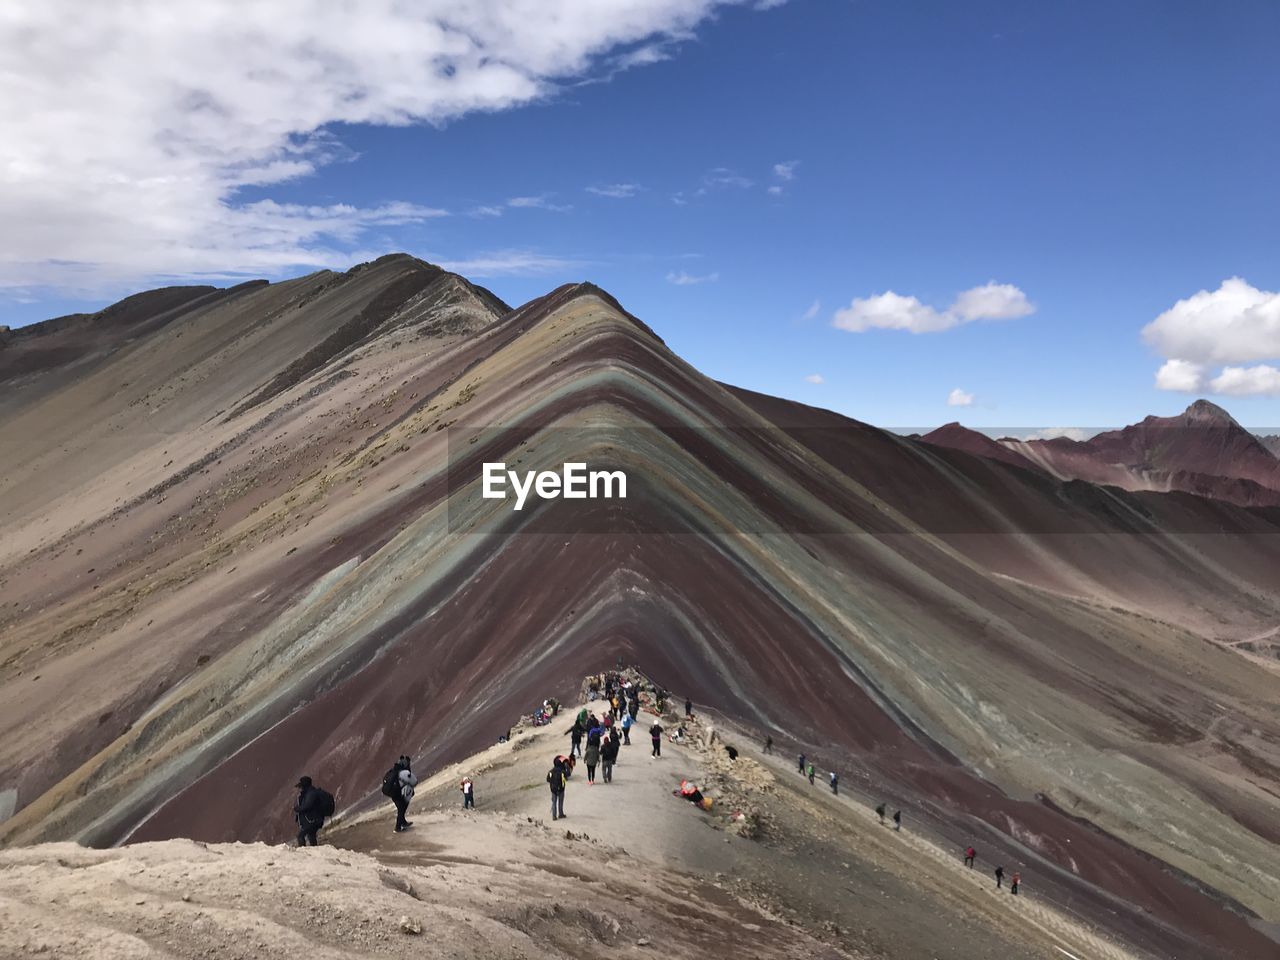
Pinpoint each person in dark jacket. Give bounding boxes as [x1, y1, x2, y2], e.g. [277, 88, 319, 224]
[601, 734, 619, 783]
[829, 771, 839, 795]
[995, 865, 1005, 889]
[547, 758, 567, 820]
[382, 755, 416, 833]
[875, 802, 886, 824]
[293, 776, 325, 847]
[798, 752, 806, 774]
[685, 698, 693, 718]
[650, 722, 664, 758]
[893, 809, 902, 831]
[584, 738, 600, 783]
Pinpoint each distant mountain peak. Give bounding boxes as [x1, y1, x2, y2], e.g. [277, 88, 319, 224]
[1183, 398, 1238, 425]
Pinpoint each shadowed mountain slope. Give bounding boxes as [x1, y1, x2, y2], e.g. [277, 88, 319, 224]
[2, 262, 1280, 958]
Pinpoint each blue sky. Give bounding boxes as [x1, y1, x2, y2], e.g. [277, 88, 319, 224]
[5, 1, 1279, 428]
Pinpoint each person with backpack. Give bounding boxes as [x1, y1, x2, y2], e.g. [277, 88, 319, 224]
[798, 753, 806, 774]
[893, 809, 902, 831]
[994, 865, 1005, 889]
[807, 762, 816, 785]
[381, 755, 416, 833]
[964, 846, 976, 868]
[601, 733, 619, 783]
[620, 711, 633, 745]
[584, 736, 600, 784]
[547, 757, 567, 820]
[650, 721, 664, 758]
[829, 771, 839, 795]
[293, 776, 333, 847]
[1010, 871, 1021, 895]
[461, 776, 475, 809]
[567, 720, 584, 758]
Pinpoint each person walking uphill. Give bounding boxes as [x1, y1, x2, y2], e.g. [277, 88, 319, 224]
[994, 866, 1005, 889]
[381, 755, 417, 833]
[293, 776, 334, 847]
[685, 697, 693, 719]
[807, 762, 816, 785]
[547, 757, 567, 820]
[964, 846, 976, 868]
[650, 721, 664, 758]
[585, 737, 600, 784]
[461, 777, 475, 809]
[621, 710, 633, 745]
[829, 771, 839, 795]
[798, 753, 806, 774]
[1010, 871, 1021, 896]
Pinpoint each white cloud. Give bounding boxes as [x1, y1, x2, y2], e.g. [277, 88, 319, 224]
[613, 44, 672, 69]
[1208, 364, 1280, 397]
[767, 185, 784, 196]
[773, 160, 799, 181]
[799, 299, 821, 321]
[1145, 278, 1280, 395]
[804, 373, 824, 384]
[950, 282, 1035, 322]
[435, 250, 581, 276]
[1, 1, 765, 295]
[506, 194, 573, 212]
[666, 270, 719, 285]
[1154, 359, 1206, 392]
[585, 183, 641, 198]
[1143, 278, 1280, 365]
[703, 168, 754, 190]
[947, 388, 975, 407]
[470, 205, 506, 218]
[833, 281, 1035, 334]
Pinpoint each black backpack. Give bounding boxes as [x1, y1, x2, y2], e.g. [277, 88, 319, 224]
[381, 765, 402, 797]
[315, 788, 336, 818]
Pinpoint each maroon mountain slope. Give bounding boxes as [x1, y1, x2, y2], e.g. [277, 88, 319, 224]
[999, 400, 1280, 507]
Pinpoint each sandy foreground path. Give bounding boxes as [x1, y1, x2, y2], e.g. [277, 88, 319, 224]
[0, 702, 1148, 960]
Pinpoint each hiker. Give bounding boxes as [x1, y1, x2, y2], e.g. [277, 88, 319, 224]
[798, 753, 806, 774]
[1010, 872, 1021, 895]
[829, 771, 839, 795]
[650, 721, 664, 758]
[567, 719, 584, 758]
[964, 846, 976, 868]
[764, 735, 773, 755]
[621, 711, 633, 744]
[601, 732, 619, 783]
[807, 762, 816, 785]
[995, 866, 1005, 889]
[461, 777, 475, 809]
[381, 755, 416, 833]
[685, 697, 693, 718]
[875, 802, 886, 824]
[293, 776, 333, 847]
[893, 810, 901, 831]
[547, 757, 568, 820]
[585, 736, 600, 784]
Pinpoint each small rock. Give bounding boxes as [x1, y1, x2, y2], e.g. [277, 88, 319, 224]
[180, 893, 192, 903]
[399, 915, 422, 935]
[637, 937, 651, 947]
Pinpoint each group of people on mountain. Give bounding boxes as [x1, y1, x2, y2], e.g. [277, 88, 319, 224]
[548, 672, 671, 819]
[292, 752, 483, 844]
